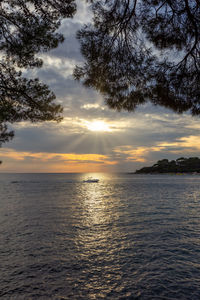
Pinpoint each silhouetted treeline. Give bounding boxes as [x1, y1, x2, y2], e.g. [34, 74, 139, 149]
[135, 157, 200, 174]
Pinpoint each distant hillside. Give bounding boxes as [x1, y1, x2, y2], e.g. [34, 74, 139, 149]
[135, 157, 200, 174]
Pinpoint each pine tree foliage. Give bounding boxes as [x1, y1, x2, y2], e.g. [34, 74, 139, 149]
[0, 0, 76, 145]
[74, 0, 200, 114]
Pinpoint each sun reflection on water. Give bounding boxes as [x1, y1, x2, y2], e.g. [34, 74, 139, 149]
[79, 173, 118, 229]
[72, 173, 127, 297]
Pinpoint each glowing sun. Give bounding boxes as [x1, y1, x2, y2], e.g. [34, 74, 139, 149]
[86, 120, 111, 132]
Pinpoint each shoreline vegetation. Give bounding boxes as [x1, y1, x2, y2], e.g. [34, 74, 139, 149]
[134, 157, 200, 174]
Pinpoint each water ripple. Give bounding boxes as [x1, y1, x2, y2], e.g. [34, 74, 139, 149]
[0, 173, 200, 299]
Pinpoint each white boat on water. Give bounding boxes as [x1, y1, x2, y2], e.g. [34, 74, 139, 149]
[83, 178, 99, 183]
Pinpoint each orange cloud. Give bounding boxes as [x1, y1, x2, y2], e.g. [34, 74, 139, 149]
[0, 148, 118, 173]
[0, 148, 109, 161]
[113, 145, 162, 162]
[113, 135, 200, 162]
[157, 136, 200, 153]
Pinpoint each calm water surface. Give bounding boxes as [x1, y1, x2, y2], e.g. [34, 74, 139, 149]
[0, 173, 200, 299]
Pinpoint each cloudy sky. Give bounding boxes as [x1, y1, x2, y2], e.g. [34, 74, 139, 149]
[0, 1, 200, 173]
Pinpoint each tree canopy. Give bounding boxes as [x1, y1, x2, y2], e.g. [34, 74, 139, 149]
[135, 157, 200, 173]
[0, 0, 76, 145]
[74, 0, 200, 114]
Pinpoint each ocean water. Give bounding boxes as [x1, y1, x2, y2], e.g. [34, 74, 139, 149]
[0, 173, 200, 299]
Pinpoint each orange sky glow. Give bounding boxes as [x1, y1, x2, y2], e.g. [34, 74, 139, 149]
[1, 134, 200, 173]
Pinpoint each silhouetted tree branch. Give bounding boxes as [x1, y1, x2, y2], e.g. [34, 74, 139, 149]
[75, 0, 200, 114]
[0, 0, 76, 150]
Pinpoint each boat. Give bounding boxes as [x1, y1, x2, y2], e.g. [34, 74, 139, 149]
[83, 178, 99, 183]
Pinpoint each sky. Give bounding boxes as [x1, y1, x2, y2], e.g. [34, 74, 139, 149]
[0, 1, 200, 173]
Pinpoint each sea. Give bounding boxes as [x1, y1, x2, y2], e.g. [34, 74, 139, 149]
[0, 173, 200, 299]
